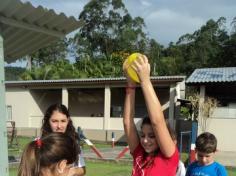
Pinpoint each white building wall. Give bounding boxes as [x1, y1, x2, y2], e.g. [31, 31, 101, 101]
[71, 117, 104, 130]
[109, 118, 124, 130]
[5, 80, 186, 142]
[5, 88, 43, 128]
[198, 104, 236, 152]
[204, 118, 236, 152]
[79, 117, 144, 131]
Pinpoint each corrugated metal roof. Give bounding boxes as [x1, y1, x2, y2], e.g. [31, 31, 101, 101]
[0, 0, 83, 63]
[5, 76, 186, 86]
[186, 67, 236, 84]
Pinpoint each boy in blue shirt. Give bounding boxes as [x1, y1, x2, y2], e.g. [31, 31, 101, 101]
[186, 132, 227, 176]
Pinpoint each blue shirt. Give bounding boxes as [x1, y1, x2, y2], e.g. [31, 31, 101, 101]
[186, 161, 227, 176]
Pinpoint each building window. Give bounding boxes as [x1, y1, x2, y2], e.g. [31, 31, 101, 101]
[6, 105, 12, 121]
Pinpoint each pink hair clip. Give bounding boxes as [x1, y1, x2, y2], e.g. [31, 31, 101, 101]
[35, 137, 42, 148]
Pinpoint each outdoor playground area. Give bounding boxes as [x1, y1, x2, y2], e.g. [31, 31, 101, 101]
[1, 1, 236, 176]
[7, 136, 236, 176]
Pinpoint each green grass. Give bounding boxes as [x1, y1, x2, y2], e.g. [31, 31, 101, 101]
[86, 160, 132, 176]
[227, 167, 236, 176]
[9, 161, 132, 176]
[8, 137, 236, 176]
[8, 136, 32, 156]
[9, 161, 236, 176]
[9, 137, 116, 152]
[82, 141, 114, 150]
[180, 152, 189, 162]
[9, 167, 18, 176]
[8, 137, 111, 154]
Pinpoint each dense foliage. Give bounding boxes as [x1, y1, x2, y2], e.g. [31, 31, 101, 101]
[5, 67, 26, 81]
[5, 0, 236, 80]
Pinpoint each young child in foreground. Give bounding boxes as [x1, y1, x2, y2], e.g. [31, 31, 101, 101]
[186, 132, 228, 176]
[18, 133, 79, 176]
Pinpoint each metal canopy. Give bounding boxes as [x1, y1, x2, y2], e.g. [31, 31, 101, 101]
[0, 1, 83, 175]
[0, 0, 84, 63]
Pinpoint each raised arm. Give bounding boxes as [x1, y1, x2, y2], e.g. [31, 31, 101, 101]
[123, 60, 140, 153]
[132, 55, 176, 157]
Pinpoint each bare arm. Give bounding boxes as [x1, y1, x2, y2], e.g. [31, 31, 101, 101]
[132, 55, 176, 157]
[123, 60, 139, 153]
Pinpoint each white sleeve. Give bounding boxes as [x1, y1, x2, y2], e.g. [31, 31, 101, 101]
[78, 152, 85, 167]
[176, 160, 186, 176]
[75, 148, 86, 167]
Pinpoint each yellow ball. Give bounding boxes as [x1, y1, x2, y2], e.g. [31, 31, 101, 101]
[126, 53, 141, 83]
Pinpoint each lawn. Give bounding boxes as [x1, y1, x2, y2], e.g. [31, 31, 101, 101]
[9, 136, 118, 152]
[8, 137, 236, 176]
[9, 161, 236, 176]
[9, 160, 132, 176]
[86, 160, 132, 176]
[227, 167, 236, 176]
[8, 136, 33, 157]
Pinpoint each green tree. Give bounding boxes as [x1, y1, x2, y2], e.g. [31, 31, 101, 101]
[69, 0, 157, 78]
[73, 0, 148, 59]
[30, 39, 69, 66]
[158, 56, 184, 75]
[146, 39, 163, 75]
[5, 66, 26, 81]
[231, 16, 236, 34]
[175, 17, 229, 75]
[216, 16, 236, 66]
[74, 53, 126, 78]
[159, 42, 186, 75]
[217, 33, 236, 66]
[20, 59, 80, 80]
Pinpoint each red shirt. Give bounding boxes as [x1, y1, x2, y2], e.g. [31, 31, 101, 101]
[131, 144, 179, 176]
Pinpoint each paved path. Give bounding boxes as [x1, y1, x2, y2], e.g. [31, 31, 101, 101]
[215, 151, 236, 167]
[83, 147, 236, 167]
[83, 146, 132, 161]
[10, 146, 236, 167]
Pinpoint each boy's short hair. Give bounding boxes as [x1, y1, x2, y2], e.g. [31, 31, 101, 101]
[196, 132, 217, 153]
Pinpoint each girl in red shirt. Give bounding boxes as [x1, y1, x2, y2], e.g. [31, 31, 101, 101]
[123, 54, 179, 176]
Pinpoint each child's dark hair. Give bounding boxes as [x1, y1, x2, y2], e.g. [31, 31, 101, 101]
[196, 132, 217, 153]
[141, 117, 151, 128]
[18, 133, 79, 176]
[141, 117, 176, 140]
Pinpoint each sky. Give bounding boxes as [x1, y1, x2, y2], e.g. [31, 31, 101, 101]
[7, 0, 236, 66]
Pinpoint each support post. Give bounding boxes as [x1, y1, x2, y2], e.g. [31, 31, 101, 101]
[0, 34, 9, 176]
[62, 87, 68, 107]
[190, 121, 198, 163]
[168, 84, 176, 129]
[111, 132, 115, 148]
[104, 86, 111, 131]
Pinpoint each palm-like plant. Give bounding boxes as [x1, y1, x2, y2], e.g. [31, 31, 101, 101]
[188, 94, 218, 132]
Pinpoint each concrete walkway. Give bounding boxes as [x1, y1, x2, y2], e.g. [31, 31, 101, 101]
[83, 147, 236, 167]
[83, 146, 132, 161]
[10, 147, 236, 168]
[215, 151, 236, 167]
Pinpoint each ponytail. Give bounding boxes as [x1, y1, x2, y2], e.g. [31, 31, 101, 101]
[18, 142, 40, 176]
